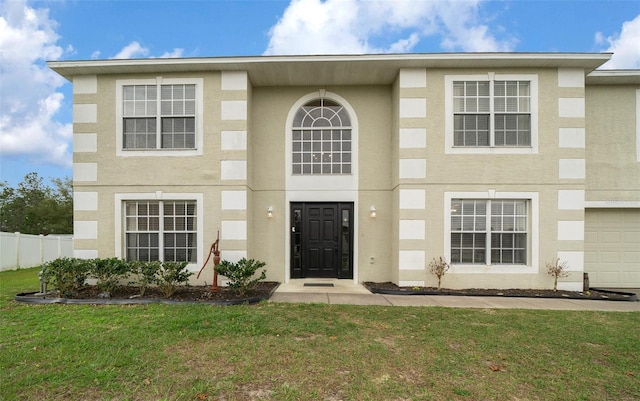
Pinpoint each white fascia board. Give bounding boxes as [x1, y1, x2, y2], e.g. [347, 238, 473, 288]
[585, 201, 640, 208]
[48, 53, 612, 82]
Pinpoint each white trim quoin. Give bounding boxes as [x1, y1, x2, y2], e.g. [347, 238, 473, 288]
[73, 192, 98, 211]
[558, 128, 585, 148]
[399, 220, 426, 240]
[557, 221, 585, 241]
[558, 98, 585, 118]
[557, 68, 584, 88]
[221, 100, 248, 120]
[558, 159, 586, 179]
[73, 133, 97, 153]
[399, 98, 427, 118]
[74, 221, 98, 240]
[399, 159, 426, 179]
[399, 128, 427, 149]
[221, 71, 248, 91]
[399, 68, 427, 88]
[73, 104, 97, 124]
[399, 250, 426, 270]
[399, 189, 426, 210]
[73, 163, 98, 182]
[73, 75, 97, 94]
[558, 190, 585, 210]
[221, 130, 247, 150]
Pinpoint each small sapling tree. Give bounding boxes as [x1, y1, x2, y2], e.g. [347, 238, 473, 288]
[546, 258, 570, 291]
[428, 257, 450, 289]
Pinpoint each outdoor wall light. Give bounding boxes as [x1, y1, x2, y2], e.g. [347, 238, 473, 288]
[267, 206, 273, 218]
[369, 205, 377, 218]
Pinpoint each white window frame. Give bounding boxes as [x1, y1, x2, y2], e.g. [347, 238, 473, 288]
[115, 192, 204, 272]
[444, 73, 538, 154]
[444, 191, 539, 274]
[116, 77, 203, 157]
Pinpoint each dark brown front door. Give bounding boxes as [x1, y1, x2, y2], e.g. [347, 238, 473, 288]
[291, 202, 353, 279]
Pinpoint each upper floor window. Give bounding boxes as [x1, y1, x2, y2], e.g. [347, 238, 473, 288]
[116, 78, 203, 157]
[445, 74, 538, 154]
[292, 98, 352, 175]
[123, 84, 196, 149]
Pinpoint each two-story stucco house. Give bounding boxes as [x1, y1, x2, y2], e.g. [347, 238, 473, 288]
[48, 53, 640, 291]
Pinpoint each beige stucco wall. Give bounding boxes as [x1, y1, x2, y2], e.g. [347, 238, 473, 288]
[393, 68, 585, 290]
[585, 85, 640, 202]
[74, 73, 226, 187]
[73, 72, 244, 282]
[248, 85, 394, 283]
[71, 64, 601, 290]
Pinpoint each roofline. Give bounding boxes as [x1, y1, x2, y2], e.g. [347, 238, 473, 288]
[48, 52, 613, 85]
[587, 69, 640, 85]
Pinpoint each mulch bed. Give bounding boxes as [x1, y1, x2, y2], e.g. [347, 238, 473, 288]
[363, 282, 638, 302]
[15, 282, 280, 305]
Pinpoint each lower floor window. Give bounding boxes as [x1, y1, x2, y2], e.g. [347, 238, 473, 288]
[124, 200, 197, 263]
[450, 199, 528, 265]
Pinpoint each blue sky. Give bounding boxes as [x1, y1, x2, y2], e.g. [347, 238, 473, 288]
[1, 0, 639, 187]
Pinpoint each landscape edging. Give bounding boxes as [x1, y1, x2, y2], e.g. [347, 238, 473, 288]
[14, 283, 280, 306]
[364, 285, 638, 302]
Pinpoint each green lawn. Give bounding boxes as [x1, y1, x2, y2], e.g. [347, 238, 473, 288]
[1, 267, 639, 401]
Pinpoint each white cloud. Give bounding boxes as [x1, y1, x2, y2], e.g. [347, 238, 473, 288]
[264, 0, 516, 55]
[159, 48, 184, 58]
[0, 0, 72, 167]
[110, 41, 184, 59]
[112, 41, 149, 59]
[596, 14, 640, 69]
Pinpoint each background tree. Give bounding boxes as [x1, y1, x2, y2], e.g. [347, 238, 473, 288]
[0, 173, 73, 235]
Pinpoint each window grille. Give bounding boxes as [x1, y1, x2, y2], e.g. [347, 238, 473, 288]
[451, 199, 527, 265]
[453, 80, 531, 147]
[123, 84, 196, 150]
[124, 200, 197, 263]
[292, 98, 352, 175]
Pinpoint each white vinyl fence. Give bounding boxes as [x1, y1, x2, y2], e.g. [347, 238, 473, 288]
[0, 232, 73, 271]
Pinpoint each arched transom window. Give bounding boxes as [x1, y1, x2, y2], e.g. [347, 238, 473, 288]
[292, 98, 352, 175]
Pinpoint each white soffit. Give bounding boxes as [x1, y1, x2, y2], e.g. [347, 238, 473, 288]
[49, 53, 612, 86]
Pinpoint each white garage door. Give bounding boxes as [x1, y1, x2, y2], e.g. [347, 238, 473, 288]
[585, 209, 640, 288]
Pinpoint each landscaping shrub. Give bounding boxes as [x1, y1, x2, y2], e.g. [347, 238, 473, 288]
[39, 258, 193, 299]
[41, 257, 91, 297]
[156, 261, 192, 298]
[216, 258, 266, 295]
[89, 257, 130, 294]
[129, 260, 162, 296]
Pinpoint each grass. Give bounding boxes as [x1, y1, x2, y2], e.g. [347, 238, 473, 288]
[1, 268, 639, 401]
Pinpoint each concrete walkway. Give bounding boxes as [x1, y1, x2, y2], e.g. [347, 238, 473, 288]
[271, 280, 640, 312]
